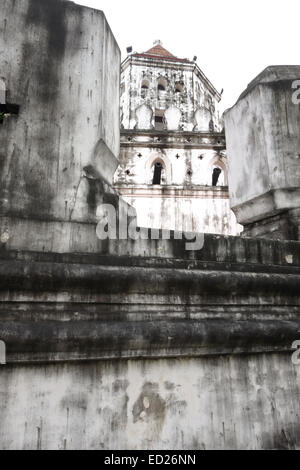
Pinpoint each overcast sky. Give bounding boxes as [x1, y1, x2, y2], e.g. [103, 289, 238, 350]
[74, 0, 299, 111]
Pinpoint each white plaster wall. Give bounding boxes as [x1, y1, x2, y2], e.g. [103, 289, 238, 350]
[119, 189, 241, 235]
[114, 147, 241, 235]
[116, 147, 228, 187]
[120, 59, 221, 132]
[0, 353, 299, 449]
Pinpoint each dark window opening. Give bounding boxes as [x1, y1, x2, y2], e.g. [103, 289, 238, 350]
[141, 80, 150, 97]
[212, 167, 222, 186]
[0, 103, 19, 125]
[152, 162, 163, 185]
[155, 114, 164, 130]
[175, 81, 184, 93]
[157, 84, 165, 91]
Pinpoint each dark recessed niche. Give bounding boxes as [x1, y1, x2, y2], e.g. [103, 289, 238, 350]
[176, 154, 180, 159]
[152, 162, 163, 185]
[125, 170, 130, 175]
[0, 102, 20, 124]
[137, 153, 142, 158]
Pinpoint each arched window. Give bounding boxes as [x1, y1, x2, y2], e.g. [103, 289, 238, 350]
[152, 161, 163, 184]
[157, 78, 167, 93]
[212, 167, 222, 186]
[175, 82, 183, 93]
[141, 79, 149, 90]
[210, 154, 228, 186]
[146, 155, 172, 185]
[141, 79, 150, 98]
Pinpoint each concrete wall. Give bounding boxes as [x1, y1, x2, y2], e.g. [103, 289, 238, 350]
[0, 0, 121, 253]
[1, 2, 300, 452]
[224, 66, 300, 239]
[1, 230, 300, 450]
[1, 353, 300, 450]
[1, 234, 300, 449]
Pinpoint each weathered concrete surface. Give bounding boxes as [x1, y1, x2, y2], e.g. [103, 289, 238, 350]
[1, 2, 300, 451]
[0, 0, 123, 253]
[1, 354, 300, 450]
[0, 234, 300, 362]
[1, 231, 299, 450]
[224, 66, 300, 240]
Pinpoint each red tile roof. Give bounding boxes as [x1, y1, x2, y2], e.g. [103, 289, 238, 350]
[145, 44, 176, 58]
[132, 43, 191, 63]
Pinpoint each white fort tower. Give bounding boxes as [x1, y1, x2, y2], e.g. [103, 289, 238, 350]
[114, 41, 241, 235]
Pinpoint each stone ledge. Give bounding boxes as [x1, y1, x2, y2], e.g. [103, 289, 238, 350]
[0, 247, 299, 363]
[2, 318, 299, 364]
[236, 65, 300, 103]
[0, 259, 299, 296]
[1, 231, 299, 264]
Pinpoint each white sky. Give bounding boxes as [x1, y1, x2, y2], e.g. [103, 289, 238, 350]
[74, 0, 300, 111]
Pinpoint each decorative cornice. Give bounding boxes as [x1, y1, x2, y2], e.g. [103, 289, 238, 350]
[114, 184, 229, 199]
[120, 130, 226, 150]
[121, 56, 222, 100]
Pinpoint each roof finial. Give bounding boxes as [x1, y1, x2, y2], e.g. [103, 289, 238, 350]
[153, 39, 162, 46]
